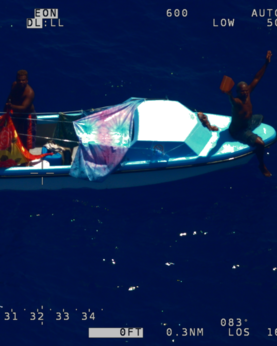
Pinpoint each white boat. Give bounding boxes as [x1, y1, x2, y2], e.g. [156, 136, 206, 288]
[0, 99, 275, 190]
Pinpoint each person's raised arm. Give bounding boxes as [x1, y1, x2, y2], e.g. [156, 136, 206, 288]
[248, 51, 272, 92]
[225, 90, 239, 107]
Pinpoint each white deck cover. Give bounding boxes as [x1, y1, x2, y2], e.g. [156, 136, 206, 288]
[136, 100, 212, 155]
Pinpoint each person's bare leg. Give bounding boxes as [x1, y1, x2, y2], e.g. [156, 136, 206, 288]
[255, 137, 272, 177]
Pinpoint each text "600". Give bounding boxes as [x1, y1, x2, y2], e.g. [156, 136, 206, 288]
[166, 9, 188, 17]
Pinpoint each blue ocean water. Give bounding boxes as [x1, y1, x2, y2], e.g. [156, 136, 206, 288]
[1, 1, 277, 345]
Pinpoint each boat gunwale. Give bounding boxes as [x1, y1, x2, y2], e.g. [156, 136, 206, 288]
[0, 144, 266, 178]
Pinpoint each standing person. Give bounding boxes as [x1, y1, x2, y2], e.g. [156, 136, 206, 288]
[222, 51, 273, 177]
[4, 70, 37, 150]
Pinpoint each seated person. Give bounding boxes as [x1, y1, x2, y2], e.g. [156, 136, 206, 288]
[3, 70, 37, 150]
[223, 51, 272, 177]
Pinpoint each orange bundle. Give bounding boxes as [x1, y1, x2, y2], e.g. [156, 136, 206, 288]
[0, 111, 53, 168]
[220, 75, 235, 93]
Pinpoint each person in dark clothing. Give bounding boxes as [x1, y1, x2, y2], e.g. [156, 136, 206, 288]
[4, 70, 37, 150]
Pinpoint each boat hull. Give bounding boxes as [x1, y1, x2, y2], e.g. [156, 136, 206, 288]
[0, 152, 254, 190]
[0, 101, 275, 190]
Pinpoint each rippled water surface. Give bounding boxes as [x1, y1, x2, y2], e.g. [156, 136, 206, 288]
[1, 1, 277, 345]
